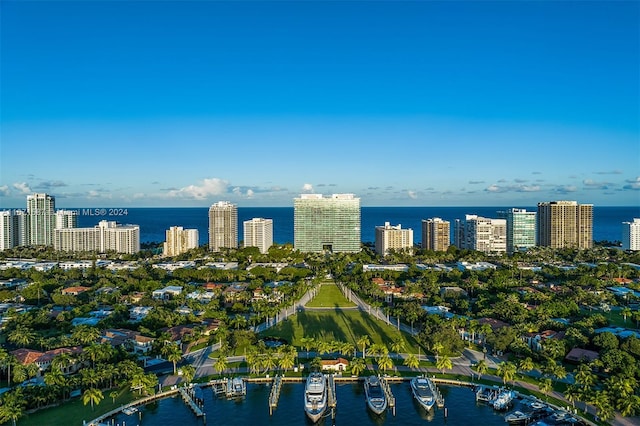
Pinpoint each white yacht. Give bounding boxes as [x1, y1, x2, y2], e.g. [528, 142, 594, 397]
[410, 376, 436, 411]
[364, 375, 387, 415]
[304, 372, 327, 423]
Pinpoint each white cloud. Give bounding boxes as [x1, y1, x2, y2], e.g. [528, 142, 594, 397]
[12, 182, 31, 194]
[583, 179, 611, 190]
[623, 177, 640, 190]
[167, 178, 229, 200]
[302, 183, 314, 193]
[0, 185, 9, 196]
[408, 191, 418, 199]
[554, 185, 577, 194]
[485, 184, 541, 193]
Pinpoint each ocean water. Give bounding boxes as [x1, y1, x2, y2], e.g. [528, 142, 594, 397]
[75, 206, 640, 245]
[107, 383, 508, 426]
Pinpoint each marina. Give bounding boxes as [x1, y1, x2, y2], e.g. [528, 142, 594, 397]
[91, 378, 590, 426]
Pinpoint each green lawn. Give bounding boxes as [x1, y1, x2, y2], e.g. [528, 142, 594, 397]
[304, 282, 356, 308]
[261, 308, 421, 353]
[18, 387, 135, 426]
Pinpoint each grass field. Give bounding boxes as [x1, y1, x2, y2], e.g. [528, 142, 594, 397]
[18, 387, 135, 426]
[304, 282, 356, 308]
[260, 309, 421, 353]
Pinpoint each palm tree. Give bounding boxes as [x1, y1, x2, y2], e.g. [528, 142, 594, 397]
[549, 363, 567, 386]
[0, 392, 25, 426]
[621, 307, 632, 324]
[82, 344, 103, 369]
[316, 340, 332, 356]
[369, 343, 389, 358]
[12, 364, 27, 385]
[163, 343, 182, 375]
[357, 336, 370, 359]
[180, 365, 196, 385]
[8, 325, 36, 347]
[263, 352, 277, 374]
[617, 395, 640, 417]
[130, 371, 148, 395]
[377, 355, 393, 373]
[517, 357, 534, 377]
[539, 378, 552, 401]
[278, 345, 296, 373]
[473, 359, 488, 381]
[496, 361, 516, 385]
[339, 342, 355, 358]
[436, 355, 453, 375]
[574, 363, 595, 389]
[82, 387, 104, 411]
[109, 390, 119, 404]
[390, 339, 405, 356]
[51, 352, 73, 374]
[590, 390, 614, 421]
[563, 385, 579, 409]
[0, 350, 15, 387]
[403, 353, 419, 370]
[350, 357, 366, 376]
[71, 325, 100, 345]
[431, 341, 444, 361]
[214, 356, 228, 377]
[80, 368, 101, 389]
[300, 337, 316, 357]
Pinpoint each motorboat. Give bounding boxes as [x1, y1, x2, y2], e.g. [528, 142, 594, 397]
[493, 389, 516, 410]
[304, 372, 327, 423]
[410, 376, 436, 411]
[122, 406, 139, 416]
[505, 410, 530, 424]
[364, 375, 387, 415]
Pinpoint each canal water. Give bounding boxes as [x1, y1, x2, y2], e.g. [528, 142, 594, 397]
[108, 383, 508, 426]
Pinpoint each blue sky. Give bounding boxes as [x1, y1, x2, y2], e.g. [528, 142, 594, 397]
[1, 1, 638, 208]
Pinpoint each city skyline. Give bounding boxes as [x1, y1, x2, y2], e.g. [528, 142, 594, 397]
[1, 1, 638, 208]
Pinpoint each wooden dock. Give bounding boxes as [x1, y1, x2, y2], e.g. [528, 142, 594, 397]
[179, 387, 205, 417]
[327, 374, 337, 409]
[268, 375, 283, 415]
[380, 376, 396, 416]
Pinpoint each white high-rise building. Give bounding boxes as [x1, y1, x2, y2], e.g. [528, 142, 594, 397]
[375, 222, 413, 256]
[294, 194, 361, 253]
[54, 220, 140, 254]
[243, 218, 273, 254]
[454, 214, 506, 254]
[0, 211, 13, 251]
[0, 210, 29, 251]
[208, 201, 238, 251]
[163, 226, 199, 257]
[27, 193, 56, 246]
[622, 219, 640, 251]
[421, 218, 450, 251]
[55, 210, 78, 230]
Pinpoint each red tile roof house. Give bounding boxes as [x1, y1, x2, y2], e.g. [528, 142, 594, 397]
[61, 286, 91, 296]
[321, 358, 349, 372]
[11, 346, 83, 375]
